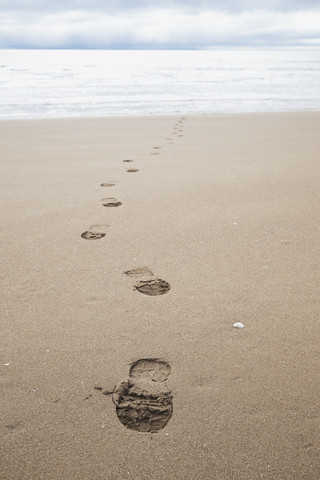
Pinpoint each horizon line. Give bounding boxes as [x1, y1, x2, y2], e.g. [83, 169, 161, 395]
[1, 44, 320, 50]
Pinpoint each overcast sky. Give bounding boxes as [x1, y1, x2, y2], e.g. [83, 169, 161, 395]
[1, 0, 320, 48]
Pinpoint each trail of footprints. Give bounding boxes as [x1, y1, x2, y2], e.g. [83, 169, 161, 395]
[81, 116, 187, 432]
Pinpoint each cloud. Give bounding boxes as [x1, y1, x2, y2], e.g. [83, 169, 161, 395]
[1, 6, 320, 48]
[2, 1, 320, 13]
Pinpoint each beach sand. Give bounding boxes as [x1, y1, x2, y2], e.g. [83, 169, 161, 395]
[1, 112, 319, 479]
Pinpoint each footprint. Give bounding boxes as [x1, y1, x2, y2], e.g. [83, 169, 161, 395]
[153, 147, 161, 149]
[124, 267, 171, 296]
[126, 168, 139, 173]
[124, 266, 154, 277]
[123, 159, 134, 163]
[81, 224, 110, 240]
[112, 358, 173, 433]
[102, 197, 122, 207]
[100, 182, 116, 187]
[135, 279, 170, 296]
[150, 152, 160, 155]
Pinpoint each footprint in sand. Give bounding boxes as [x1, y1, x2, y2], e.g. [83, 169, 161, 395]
[100, 182, 117, 187]
[112, 358, 173, 433]
[126, 168, 139, 173]
[124, 267, 171, 296]
[102, 197, 122, 207]
[123, 159, 134, 163]
[81, 224, 110, 240]
[150, 147, 161, 155]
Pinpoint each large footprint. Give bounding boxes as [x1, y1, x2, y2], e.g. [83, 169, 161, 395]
[102, 197, 122, 207]
[124, 267, 170, 296]
[81, 224, 110, 240]
[112, 358, 173, 433]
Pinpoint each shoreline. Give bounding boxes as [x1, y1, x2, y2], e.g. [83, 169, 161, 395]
[1, 109, 320, 123]
[1, 112, 319, 479]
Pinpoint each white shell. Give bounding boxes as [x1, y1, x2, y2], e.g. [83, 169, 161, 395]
[233, 322, 244, 328]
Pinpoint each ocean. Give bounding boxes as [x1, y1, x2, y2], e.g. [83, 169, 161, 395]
[0, 48, 320, 119]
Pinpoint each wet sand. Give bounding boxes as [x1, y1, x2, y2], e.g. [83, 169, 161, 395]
[1, 112, 320, 479]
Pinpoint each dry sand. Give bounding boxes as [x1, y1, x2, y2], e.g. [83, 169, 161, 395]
[1, 112, 319, 479]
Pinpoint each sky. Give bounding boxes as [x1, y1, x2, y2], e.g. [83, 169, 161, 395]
[1, 0, 320, 49]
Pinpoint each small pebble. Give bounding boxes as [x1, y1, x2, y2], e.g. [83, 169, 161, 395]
[233, 322, 244, 328]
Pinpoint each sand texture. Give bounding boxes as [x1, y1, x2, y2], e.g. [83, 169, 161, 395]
[1, 112, 320, 479]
